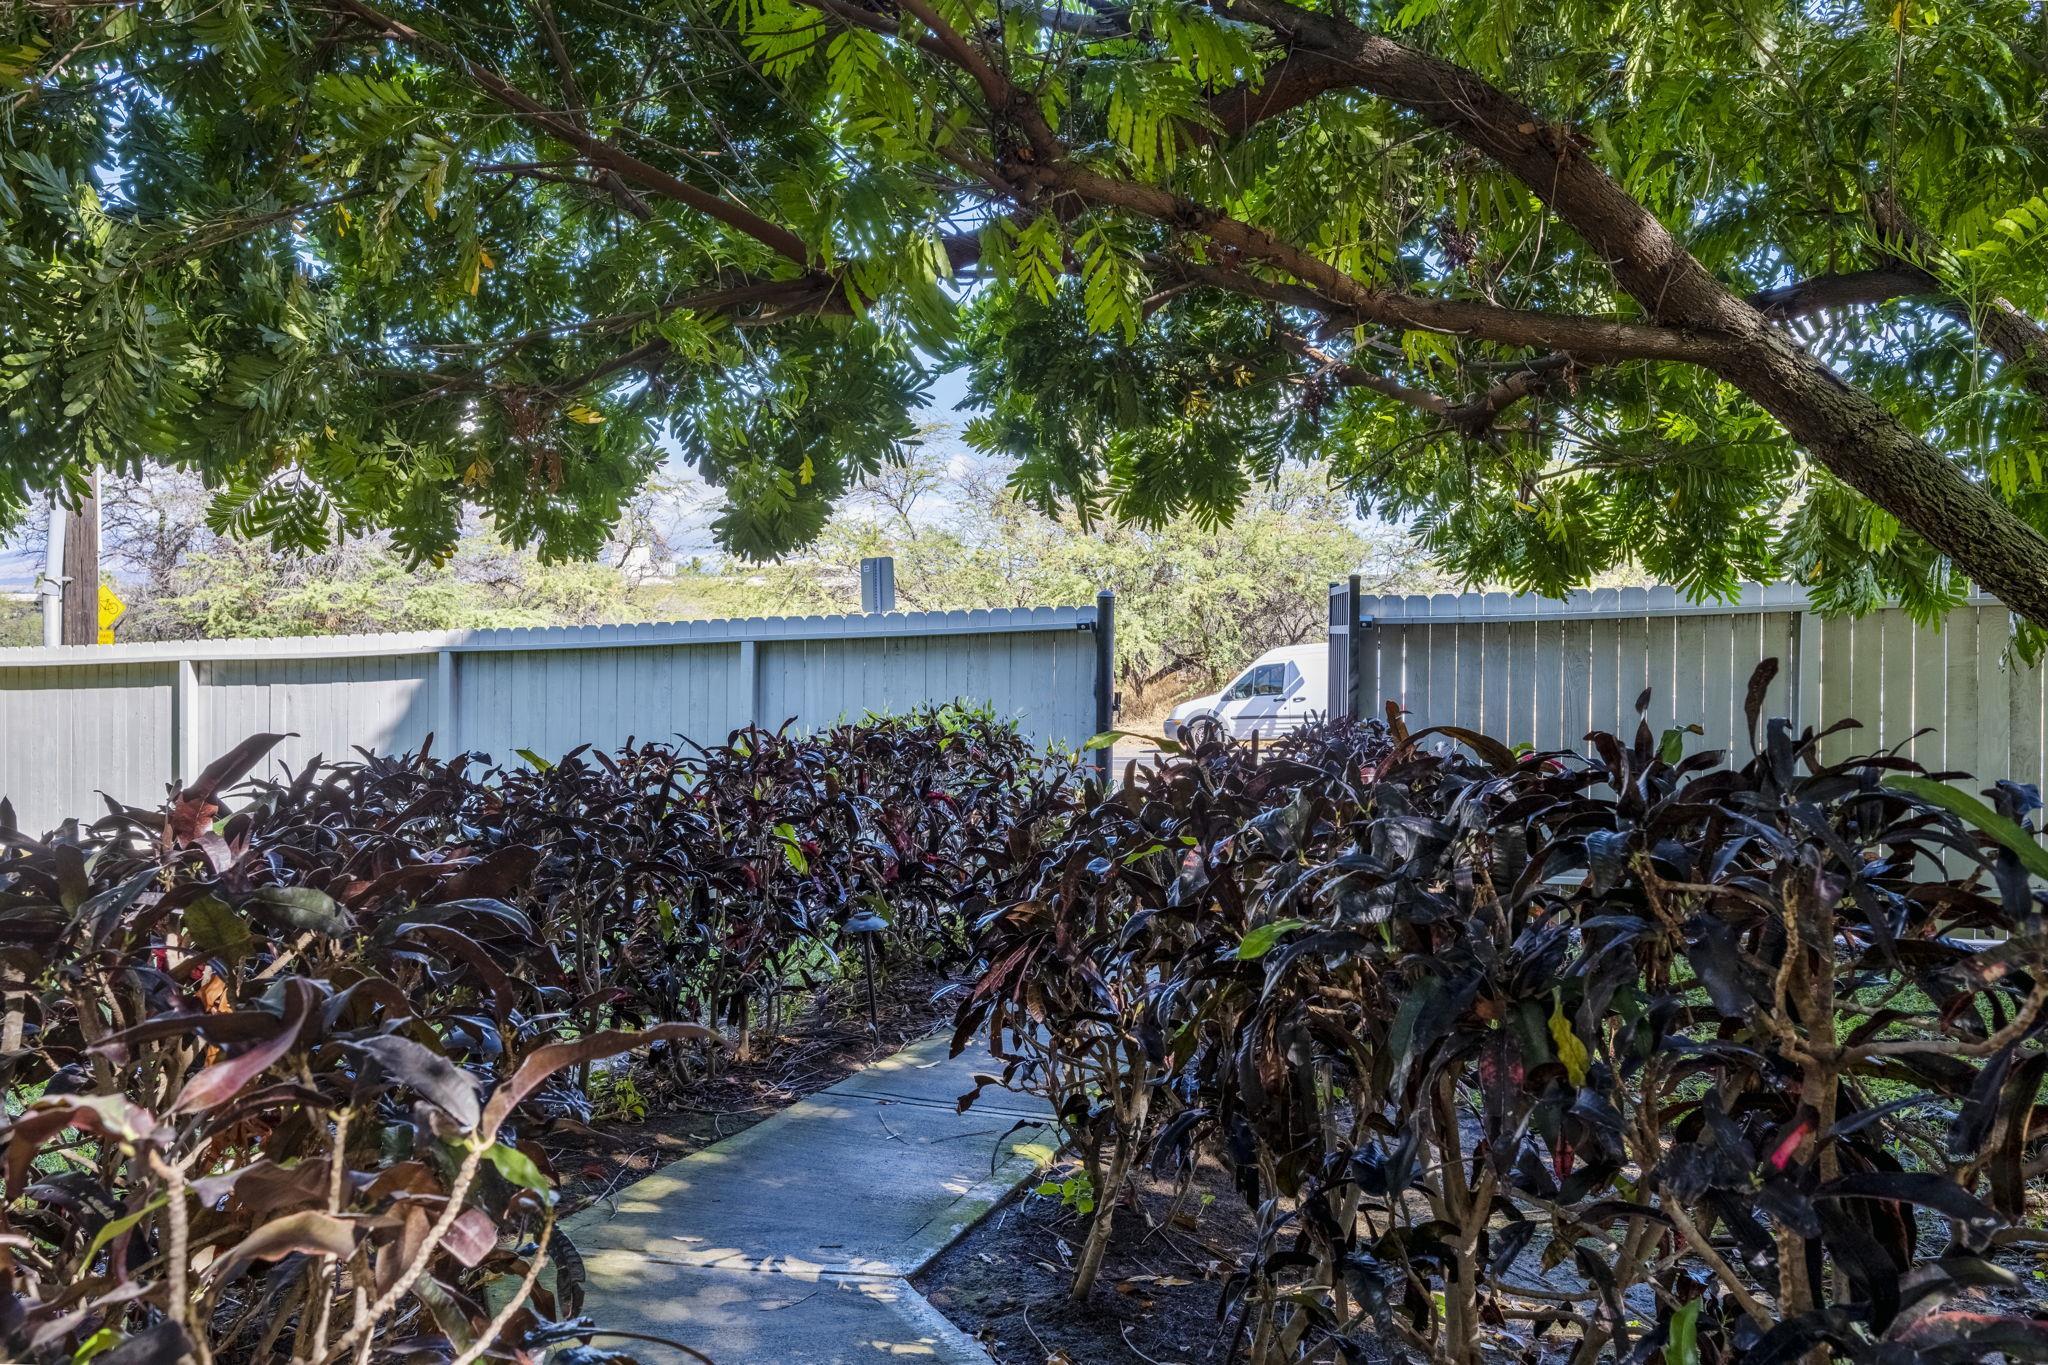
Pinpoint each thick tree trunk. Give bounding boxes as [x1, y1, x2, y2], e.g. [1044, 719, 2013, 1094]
[1711, 328, 2048, 625]
[1217, 0, 2048, 627]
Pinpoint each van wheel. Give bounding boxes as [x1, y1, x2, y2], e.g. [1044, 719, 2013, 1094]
[1185, 715, 1225, 748]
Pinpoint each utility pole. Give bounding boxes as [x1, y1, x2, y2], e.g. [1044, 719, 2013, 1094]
[38, 472, 100, 646]
[37, 496, 65, 647]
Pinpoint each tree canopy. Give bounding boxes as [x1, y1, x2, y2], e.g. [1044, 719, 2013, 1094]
[5, 0, 2048, 629]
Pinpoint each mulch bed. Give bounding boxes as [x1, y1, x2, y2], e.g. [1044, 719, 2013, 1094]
[915, 1150, 1268, 1365]
[541, 961, 967, 1217]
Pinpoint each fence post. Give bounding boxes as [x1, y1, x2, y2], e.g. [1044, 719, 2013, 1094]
[1094, 589, 1115, 780]
[860, 556, 896, 613]
[1794, 604, 1821, 739]
[1328, 583, 1351, 719]
[738, 639, 760, 728]
[1347, 574, 1378, 721]
[173, 658, 199, 786]
[435, 648, 456, 752]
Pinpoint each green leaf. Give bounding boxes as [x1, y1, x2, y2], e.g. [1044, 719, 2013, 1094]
[1658, 727, 1685, 766]
[79, 1195, 168, 1270]
[1236, 918, 1306, 960]
[183, 894, 252, 957]
[70, 1328, 121, 1364]
[1665, 1298, 1701, 1365]
[1887, 777, 2048, 881]
[515, 749, 554, 772]
[774, 821, 810, 873]
[249, 886, 350, 937]
[482, 1141, 554, 1196]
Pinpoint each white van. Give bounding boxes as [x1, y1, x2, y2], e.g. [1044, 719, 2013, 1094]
[1164, 643, 1328, 743]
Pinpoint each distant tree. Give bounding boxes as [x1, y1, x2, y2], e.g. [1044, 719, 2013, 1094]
[0, 600, 35, 646]
[6, 1, 2048, 639]
[95, 470, 642, 638]
[823, 452, 1440, 703]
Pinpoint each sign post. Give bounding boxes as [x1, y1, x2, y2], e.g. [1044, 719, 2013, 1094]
[97, 583, 125, 645]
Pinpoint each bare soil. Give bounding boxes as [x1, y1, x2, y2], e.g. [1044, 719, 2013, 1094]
[542, 960, 967, 1217]
[914, 1150, 1265, 1365]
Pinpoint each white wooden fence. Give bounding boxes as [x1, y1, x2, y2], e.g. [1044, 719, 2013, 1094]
[0, 606, 1106, 835]
[1334, 583, 2044, 789]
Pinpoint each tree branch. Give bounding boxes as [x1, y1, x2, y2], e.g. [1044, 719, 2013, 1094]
[1273, 328, 1452, 416]
[897, 0, 1014, 111]
[1750, 266, 1936, 321]
[1140, 252, 1725, 362]
[334, 0, 807, 262]
[1025, 1, 1128, 35]
[1204, 49, 1356, 142]
[1868, 190, 2048, 405]
[531, 0, 652, 219]
[1193, 0, 2048, 626]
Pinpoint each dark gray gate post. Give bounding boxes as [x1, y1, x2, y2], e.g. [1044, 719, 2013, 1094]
[1327, 583, 1351, 720]
[1094, 589, 1116, 780]
[1348, 574, 1378, 723]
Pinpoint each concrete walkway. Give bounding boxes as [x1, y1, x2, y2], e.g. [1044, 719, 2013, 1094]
[560, 1032, 1053, 1364]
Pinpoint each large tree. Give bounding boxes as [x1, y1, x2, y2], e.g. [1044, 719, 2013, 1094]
[5, 1, 2048, 631]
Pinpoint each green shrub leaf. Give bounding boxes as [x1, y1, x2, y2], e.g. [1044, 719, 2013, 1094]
[1236, 918, 1305, 959]
[1887, 776, 2048, 880]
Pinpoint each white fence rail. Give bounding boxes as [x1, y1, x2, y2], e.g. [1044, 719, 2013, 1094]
[0, 606, 1106, 835]
[1336, 583, 2042, 789]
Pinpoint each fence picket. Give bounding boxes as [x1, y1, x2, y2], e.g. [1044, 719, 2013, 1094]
[1352, 585, 2043, 800]
[0, 606, 1101, 833]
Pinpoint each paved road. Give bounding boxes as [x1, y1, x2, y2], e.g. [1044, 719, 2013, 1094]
[560, 1033, 1053, 1364]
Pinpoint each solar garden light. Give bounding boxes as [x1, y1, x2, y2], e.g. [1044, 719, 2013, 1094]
[842, 908, 888, 1030]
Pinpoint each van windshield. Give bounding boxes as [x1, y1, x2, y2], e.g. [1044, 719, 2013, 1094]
[1225, 662, 1289, 700]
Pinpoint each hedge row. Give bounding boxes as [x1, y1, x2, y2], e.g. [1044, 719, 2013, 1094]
[956, 667, 2048, 1365]
[0, 704, 1061, 1363]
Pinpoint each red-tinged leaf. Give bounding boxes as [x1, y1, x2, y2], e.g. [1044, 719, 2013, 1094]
[435, 844, 543, 902]
[442, 1207, 497, 1268]
[201, 1157, 338, 1214]
[392, 923, 516, 1026]
[170, 985, 310, 1115]
[1766, 1111, 1816, 1174]
[1743, 657, 1781, 754]
[481, 1022, 716, 1135]
[197, 829, 235, 874]
[5, 1095, 159, 1197]
[1888, 1308, 2048, 1356]
[206, 1210, 359, 1284]
[326, 976, 416, 1029]
[1408, 724, 1520, 774]
[349, 1034, 483, 1131]
[93, 1006, 281, 1062]
[166, 795, 218, 849]
[1818, 1171, 2004, 1230]
[182, 733, 294, 806]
